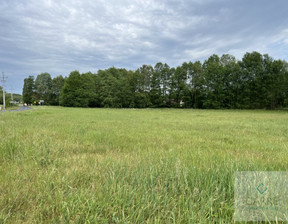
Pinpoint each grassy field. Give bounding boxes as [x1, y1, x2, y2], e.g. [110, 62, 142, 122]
[0, 107, 288, 223]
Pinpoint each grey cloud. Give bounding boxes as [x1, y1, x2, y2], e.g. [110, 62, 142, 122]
[0, 0, 288, 93]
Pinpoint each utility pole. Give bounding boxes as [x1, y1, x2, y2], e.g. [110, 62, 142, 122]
[2, 72, 7, 110]
[10, 87, 13, 101]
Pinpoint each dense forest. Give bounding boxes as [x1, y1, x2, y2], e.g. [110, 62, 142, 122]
[22, 52, 288, 109]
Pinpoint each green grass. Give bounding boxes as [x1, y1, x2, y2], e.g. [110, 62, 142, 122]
[0, 107, 288, 223]
[0, 105, 19, 111]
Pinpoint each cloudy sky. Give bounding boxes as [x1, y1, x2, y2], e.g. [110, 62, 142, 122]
[1, 0, 288, 94]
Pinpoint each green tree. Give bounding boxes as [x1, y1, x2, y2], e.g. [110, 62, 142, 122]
[22, 76, 35, 104]
[60, 71, 95, 107]
[135, 65, 153, 107]
[219, 54, 239, 108]
[136, 65, 153, 93]
[154, 62, 171, 107]
[82, 72, 97, 107]
[190, 61, 205, 108]
[170, 66, 187, 107]
[263, 57, 287, 109]
[97, 68, 122, 107]
[35, 73, 52, 104]
[133, 70, 151, 108]
[202, 54, 225, 109]
[50, 75, 65, 105]
[284, 62, 288, 107]
[240, 52, 265, 108]
[149, 64, 163, 107]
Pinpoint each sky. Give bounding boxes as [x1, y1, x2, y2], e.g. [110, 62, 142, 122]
[1, 0, 288, 94]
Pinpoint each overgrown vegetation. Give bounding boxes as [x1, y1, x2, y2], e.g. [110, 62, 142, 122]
[1, 107, 288, 223]
[22, 52, 288, 109]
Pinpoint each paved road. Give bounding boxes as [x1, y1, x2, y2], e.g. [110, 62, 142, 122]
[0, 106, 33, 112]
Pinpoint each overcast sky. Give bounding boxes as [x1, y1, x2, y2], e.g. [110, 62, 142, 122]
[1, 0, 288, 94]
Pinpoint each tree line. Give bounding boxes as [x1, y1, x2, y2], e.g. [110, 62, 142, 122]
[0, 86, 22, 106]
[22, 52, 288, 109]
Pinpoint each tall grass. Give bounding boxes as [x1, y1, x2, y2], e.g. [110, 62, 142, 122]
[0, 107, 287, 223]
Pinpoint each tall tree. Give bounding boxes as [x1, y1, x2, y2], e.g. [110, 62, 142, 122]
[136, 65, 153, 93]
[190, 61, 205, 108]
[154, 62, 171, 107]
[202, 54, 225, 109]
[82, 72, 97, 107]
[240, 52, 265, 108]
[97, 68, 123, 108]
[149, 63, 163, 107]
[35, 73, 52, 104]
[50, 75, 65, 105]
[135, 65, 153, 107]
[263, 57, 287, 109]
[22, 76, 35, 104]
[133, 70, 150, 108]
[170, 66, 187, 107]
[220, 54, 239, 108]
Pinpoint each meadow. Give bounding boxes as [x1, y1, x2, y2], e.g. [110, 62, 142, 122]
[0, 107, 288, 223]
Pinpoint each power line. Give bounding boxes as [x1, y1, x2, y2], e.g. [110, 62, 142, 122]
[10, 87, 13, 101]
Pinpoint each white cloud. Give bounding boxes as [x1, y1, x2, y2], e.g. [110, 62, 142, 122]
[272, 29, 288, 46]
